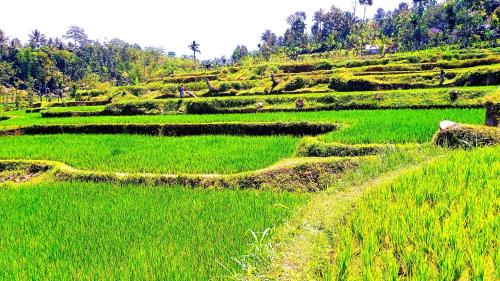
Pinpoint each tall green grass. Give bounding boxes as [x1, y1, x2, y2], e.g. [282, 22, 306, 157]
[331, 146, 499, 280]
[0, 182, 308, 280]
[0, 134, 298, 174]
[0, 108, 485, 144]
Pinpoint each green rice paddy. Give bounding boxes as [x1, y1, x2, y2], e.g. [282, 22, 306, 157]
[0, 182, 308, 280]
[0, 134, 299, 174]
[331, 147, 499, 280]
[1, 108, 485, 144]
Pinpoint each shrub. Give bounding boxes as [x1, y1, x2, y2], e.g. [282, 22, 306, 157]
[104, 101, 161, 115]
[0, 122, 338, 137]
[279, 63, 316, 73]
[316, 60, 334, 70]
[296, 137, 385, 157]
[41, 111, 105, 118]
[433, 125, 500, 148]
[56, 100, 110, 107]
[454, 66, 500, 86]
[163, 75, 217, 84]
[485, 91, 500, 126]
[283, 77, 309, 91]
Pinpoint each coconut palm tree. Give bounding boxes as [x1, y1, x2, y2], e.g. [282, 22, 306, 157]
[359, 0, 374, 20]
[188, 41, 201, 69]
[0, 29, 8, 46]
[29, 30, 47, 49]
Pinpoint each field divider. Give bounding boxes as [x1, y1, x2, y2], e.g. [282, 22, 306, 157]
[0, 157, 363, 192]
[0, 122, 338, 137]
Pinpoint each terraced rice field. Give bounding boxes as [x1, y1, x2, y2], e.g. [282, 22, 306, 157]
[331, 147, 499, 280]
[0, 45, 498, 280]
[0, 182, 307, 280]
[0, 108, 485, 144]
[0, 135, 298, 174]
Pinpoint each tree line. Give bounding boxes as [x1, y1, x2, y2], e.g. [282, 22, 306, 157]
[0, 26, 200, 102]
[0, 0, 499, 101]
[234, 0, 499, 61]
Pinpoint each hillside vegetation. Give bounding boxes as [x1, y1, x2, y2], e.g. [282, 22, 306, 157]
[0, 42, 498, 280]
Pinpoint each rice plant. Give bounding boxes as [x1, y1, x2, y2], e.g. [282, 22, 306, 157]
[0, 182, 308, 280]
[330, 146, 500, 279]
[0, 134, 298, 174]
[0, 108, 485, 144]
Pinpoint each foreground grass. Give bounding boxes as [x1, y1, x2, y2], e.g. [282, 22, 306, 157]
[0, 134, 298, 174]
[0, 108, 485, 144]
[0, 182, 307, 280]
[261, 145, 445, 280]
[332, 147, 499, 280]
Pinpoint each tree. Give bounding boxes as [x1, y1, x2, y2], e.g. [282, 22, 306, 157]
[261, 30, 278, 47]
[359, 0, 374, 20]
[311, 5, 353, 50]
[412, 0, 431, 49]
[0, 29, 8, 60]
[0, 29, 7, 45]
[188, 41, 201, 68]
[63, 26, 89, 47]
[231, 45, 249, 63]
[28, 30, 47, 49]
[312, 9, 326, 43]
[284, 11, 308, 47]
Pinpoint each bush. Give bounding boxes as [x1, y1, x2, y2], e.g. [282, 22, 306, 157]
[283, 77, 309, 91]
[433, 125, 500, 149]
[329, 74, 385, 91]
[0, 122, 338, 137]
[296, 137, 385, 157]
[485, 91, 500, 126]
[104, 101, 161, 115]
[46, 100, 111, 107]
[454, 66, 500, 86]
[41, 111, 105, 118]
[163, 74, 218, 84]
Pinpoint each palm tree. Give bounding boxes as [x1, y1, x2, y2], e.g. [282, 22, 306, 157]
[29, 30, 47, 49]
[359, 0, 374, 20]
[188, 41, 201, 69]
[0, 29, 8, 46]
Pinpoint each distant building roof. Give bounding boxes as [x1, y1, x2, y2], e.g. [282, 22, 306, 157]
[365, 45, 380, 50]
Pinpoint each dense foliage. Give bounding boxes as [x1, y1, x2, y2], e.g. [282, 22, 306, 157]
[0, 26, 194, 100]
[255, 0, 500, 57]
[1, 0, 499, 102]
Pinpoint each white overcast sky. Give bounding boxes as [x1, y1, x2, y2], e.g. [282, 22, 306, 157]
[1, 0, 409, 59]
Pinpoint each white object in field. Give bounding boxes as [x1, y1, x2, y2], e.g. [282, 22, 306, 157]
[439, 120, 458, 130]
